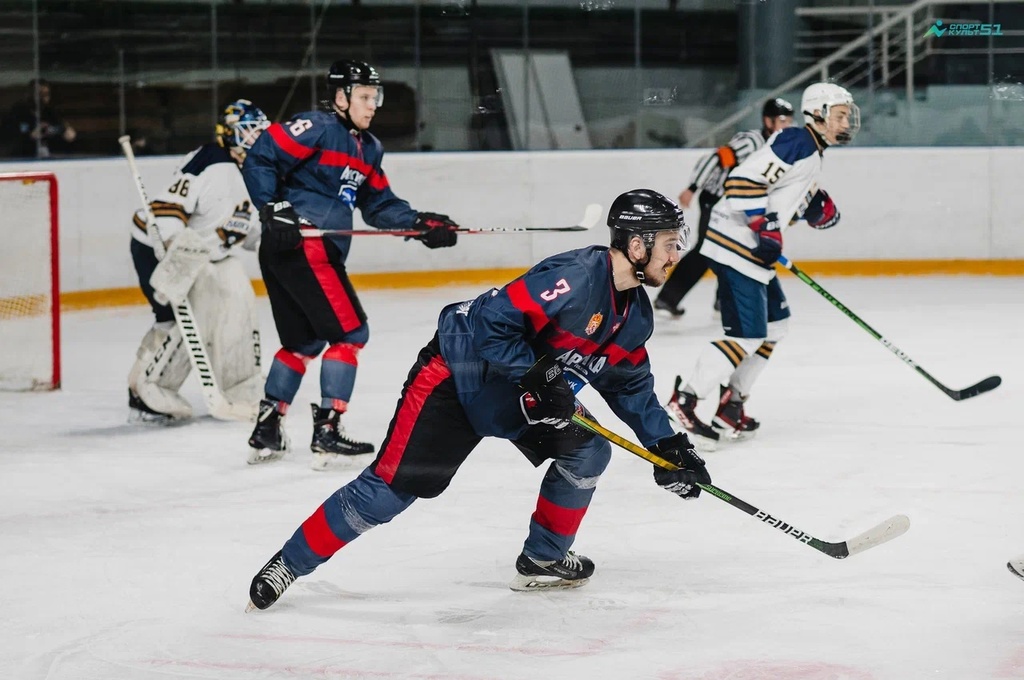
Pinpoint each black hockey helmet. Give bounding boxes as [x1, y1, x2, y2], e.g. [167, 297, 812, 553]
[762, 97, 794, 120]
[327, 60, 383, 101]
[608, 189, 688, 281]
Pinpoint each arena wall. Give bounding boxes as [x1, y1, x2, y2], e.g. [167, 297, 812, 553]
[3, 147, 1022, 309]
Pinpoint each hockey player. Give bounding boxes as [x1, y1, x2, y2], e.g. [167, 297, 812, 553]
[128, 98, 270, 423]
[655, 97, 793, 320]
[245, 190, 712, 610]
[242, 59, 461, 470]
[665, 83, 857, 450]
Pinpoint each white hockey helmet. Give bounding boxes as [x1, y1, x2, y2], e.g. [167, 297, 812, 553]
[801, 82, 860, 145]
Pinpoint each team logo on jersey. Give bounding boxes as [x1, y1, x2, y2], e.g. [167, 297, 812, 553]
[338, 166, 366, 208]
[585, 312, 603, 336]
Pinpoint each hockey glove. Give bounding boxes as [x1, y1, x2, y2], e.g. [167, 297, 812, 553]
[804, 189, 840, 230]
[259, 201, 303, 253]
[651, 432, 711, 500]
[216, 208, 253, 249]
[517, 355, 576, 430]
[749, 212, 783, 265]
[412, 212, 459, 249]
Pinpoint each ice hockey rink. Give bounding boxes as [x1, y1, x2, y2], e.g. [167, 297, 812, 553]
[2, 273, 1022, 680]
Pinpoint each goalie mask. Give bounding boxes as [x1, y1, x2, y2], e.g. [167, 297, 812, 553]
[608, 189, 688, 281]
[216, 99, 270, 155]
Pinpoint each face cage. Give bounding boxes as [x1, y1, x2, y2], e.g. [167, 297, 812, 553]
[230, 119, 270, 150]
[825, 102, 861, 145]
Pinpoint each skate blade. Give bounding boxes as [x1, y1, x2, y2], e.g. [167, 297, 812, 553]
[1008, 560, 1024, 582]
[247, 447, 287, 465]
[310, 450, 373, 471]
[712, 427, 756, 444]
[508, 574, 590, 592]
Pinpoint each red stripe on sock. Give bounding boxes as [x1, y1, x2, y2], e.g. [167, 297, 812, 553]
[300, 505, 347, 558]
[533, 496, 588, 537]
[374, 355, 451, 484]
[275, 349, 310, 375]
[323, 343, 361, 367]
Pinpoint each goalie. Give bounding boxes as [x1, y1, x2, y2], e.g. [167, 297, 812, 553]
[127, 99, 270, 423]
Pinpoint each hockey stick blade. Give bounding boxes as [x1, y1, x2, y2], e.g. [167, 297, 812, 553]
[946, 375, 1001, 401]
[298, 203, 603, 237]
[839, 514, 911, 558]
[572, 413, 911, 560]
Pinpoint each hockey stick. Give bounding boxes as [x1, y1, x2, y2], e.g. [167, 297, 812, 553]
[119, 136, 252, 422]
[118, 135, 167, 260]
[297, 203, 603, 238]
[571, 412, 910, 559]
[776, 255, 1001, 401]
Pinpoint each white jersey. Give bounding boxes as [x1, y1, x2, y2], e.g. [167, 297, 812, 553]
[700, 125, 827, 283]
[131, 143, 257, 260]
[687, 128, 765, 198]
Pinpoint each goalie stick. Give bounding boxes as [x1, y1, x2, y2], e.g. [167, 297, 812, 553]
[777, 255, 1001, 401]
[297, 203, 604, 238]
[571, 412, 910, 559]
[119, 135, 253, 422]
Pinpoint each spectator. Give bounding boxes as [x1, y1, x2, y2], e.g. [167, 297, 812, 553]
[1, 78, 77, 158]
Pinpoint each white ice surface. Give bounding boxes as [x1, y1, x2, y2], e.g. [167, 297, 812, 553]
[2, 275, 1022, 680]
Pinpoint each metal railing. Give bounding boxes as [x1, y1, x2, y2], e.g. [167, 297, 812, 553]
[688, 0, 1024, 148]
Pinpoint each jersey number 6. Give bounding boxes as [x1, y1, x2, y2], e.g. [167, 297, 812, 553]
[289, 119, 313, 136]
[539, 278, 571, 301]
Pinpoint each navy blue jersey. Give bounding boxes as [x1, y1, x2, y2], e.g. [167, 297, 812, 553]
[436, 245, 675, 447]
[242, 110, 417, 259]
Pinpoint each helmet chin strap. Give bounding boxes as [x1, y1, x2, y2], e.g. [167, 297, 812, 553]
[331, 91, 360, 132]
[628, 248, 652, 281]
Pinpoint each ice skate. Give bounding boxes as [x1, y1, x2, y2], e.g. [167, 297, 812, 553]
[310, 404, 375, 471]
[1008, 557, 1024, 582]
[247, 399, 290, 464]
[665, 376, 719, 452]
[246, 550, 296, 611]
[654, 297, 685, 320]
[510, 550, 595, 591]
[712, 386, 760, 442]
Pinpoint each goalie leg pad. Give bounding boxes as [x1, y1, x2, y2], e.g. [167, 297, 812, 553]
[149, 229, 212, 306]
[188, 257, 262, 417]
[128, 322, 193, 420]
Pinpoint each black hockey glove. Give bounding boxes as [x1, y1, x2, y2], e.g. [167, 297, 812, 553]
[651, 432, 711, 500]
[259, 201, 303, 253]
[804, 189, 840, 230]
[412, 212, 459, 249]
[749, 212, 783, 265]
[517, 355, 576, 430]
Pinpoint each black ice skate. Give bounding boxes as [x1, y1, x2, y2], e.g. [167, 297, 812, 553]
[310, 404, 375, 471]
[712, 386, 760, 442]
[665, 376, 719, 451]
[509, 551, 595, 591]
[1007, 557, 1024, 582]
[247, 399, 290, 465]
[128, 388, 175, 425]
[654, 298, 685, 320]
[246, 550, 296, 611]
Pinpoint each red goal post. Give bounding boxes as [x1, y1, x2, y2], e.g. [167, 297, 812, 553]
[0, 172, 60, 390]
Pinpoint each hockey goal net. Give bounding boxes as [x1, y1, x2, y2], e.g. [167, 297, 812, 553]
[0, 172, 60, 390]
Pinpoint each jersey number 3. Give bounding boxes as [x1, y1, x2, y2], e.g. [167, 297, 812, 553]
[540, 278, 571, 301]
